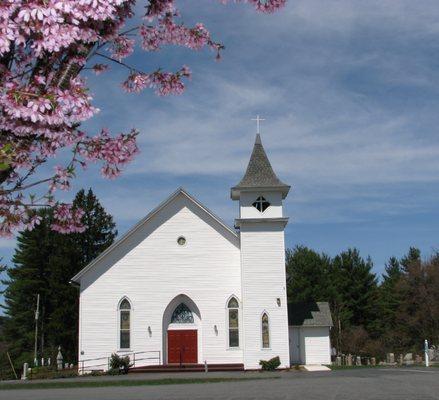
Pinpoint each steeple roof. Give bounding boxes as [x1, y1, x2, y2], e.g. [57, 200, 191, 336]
[231, 134, 290, 199]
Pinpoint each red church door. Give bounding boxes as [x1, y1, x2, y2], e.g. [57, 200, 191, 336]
[167, 330, 198, 364]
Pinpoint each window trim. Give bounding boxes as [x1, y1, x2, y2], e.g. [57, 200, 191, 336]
[117, 297, 132, 351]
[226, 295, 240, 349]
[261, 311, 271, 350]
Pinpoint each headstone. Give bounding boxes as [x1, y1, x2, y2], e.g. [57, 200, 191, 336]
[41, 357, 44, 367]
[415, 354, 422, 364]
[371, 357, 376, 366]
[56, 346, 63, 370]
[366, 358, 370, 366]
[48, 358, 51, 366]
[398, 354, 403, 365]
[356, 356, 361, 366]
[403, 353, 413, 365]
[336, 356, 342, 366]
[347, 354, 352, 366]
[387, 353, 395, 364]
[70, 363, 74, 369]
[64, 362, 69, 369]
[21, 363, 28, 380]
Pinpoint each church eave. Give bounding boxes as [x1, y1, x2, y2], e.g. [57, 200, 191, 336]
[230, 184, 290, 200]
[234, 217, 289, 229]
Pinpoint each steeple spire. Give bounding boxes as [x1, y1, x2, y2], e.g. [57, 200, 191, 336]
[231, 134, 290, 200]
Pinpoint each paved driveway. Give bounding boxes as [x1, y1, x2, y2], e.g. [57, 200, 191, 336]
[1, 367, 438, 400]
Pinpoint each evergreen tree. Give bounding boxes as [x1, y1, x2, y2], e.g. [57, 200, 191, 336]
[400, 247, 421, 272]
[331, 249, 378, 329]
[1, 189, 116, 364]
[376, 256, 403, 349]
[285, 246, 332, 303]
[329, 249, 379, 353]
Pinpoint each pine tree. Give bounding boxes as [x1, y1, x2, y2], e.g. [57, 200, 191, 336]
[329, 249, 379, 353]
[1, 189, 116, 364]
[1, 209, 54, 364]
[375, 256, 403, 349]
[285, 246, 332, 303]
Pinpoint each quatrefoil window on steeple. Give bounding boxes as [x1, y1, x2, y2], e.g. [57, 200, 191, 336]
[252, 196, 270, 212]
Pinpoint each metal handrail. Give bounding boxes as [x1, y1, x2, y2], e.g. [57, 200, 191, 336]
[79, 350, 161, 374]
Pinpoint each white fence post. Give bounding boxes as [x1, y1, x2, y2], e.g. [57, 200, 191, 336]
[424, 339, 429, 367]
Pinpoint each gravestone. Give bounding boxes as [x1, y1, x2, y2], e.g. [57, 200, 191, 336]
[403, 353, 414, 365]
[347, 354, 352, 366]
[356, 356, 361, 366]
[57, 346, 63, 370]
[21, 363, 28, 380]
[371, 357, 376, 366]
[336, 356, 342, 366]
[386, 353, 395, 364]
[398, 354, 403, 365]
[415, 354, 422, 364]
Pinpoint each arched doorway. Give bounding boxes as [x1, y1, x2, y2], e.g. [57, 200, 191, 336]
[162, 294, 201, 365]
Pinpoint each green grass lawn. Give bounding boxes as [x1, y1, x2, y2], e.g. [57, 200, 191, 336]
[0, 376, 279, 391]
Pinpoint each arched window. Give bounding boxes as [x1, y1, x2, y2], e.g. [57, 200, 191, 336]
[171, 303, 194, 323]
[261, 313, 270, 348]
[227, 297, 239, 348]
[119, 299, 131, 349]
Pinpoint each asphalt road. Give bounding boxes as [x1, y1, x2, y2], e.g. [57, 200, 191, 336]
[1, 367, 438, 400]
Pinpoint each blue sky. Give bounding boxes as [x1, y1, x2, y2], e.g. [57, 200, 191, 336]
[1, 0, 439, 279]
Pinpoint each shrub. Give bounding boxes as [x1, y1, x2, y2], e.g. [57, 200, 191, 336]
[259, 356, 281, 371]
[109, 353, 132, 374]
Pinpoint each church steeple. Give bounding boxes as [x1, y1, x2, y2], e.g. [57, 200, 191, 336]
[231, 134, 290, 200]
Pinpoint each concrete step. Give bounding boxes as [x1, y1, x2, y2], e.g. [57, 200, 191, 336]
[129, 363, 244, 373]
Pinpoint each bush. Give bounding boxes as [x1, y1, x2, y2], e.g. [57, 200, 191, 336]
[259, 356, 281, 371]
[109, 353, 132, 374]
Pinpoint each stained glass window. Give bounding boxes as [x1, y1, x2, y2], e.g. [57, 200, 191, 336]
[228, 297, 239, 348]
[119, 299, 131, 349]
[171, 303, 194, 323]
[262, 313, 270, 348]
[252, 196, 270, 212]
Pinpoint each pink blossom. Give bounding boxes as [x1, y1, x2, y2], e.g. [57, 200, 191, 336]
[51, 204, 86, 234]
[0, 0, 285, 236]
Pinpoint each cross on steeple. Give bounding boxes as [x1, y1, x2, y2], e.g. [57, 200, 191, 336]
[251, 115, 265, 134]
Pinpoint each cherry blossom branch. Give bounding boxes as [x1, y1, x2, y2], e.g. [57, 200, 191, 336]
[0, 0, 286, 236]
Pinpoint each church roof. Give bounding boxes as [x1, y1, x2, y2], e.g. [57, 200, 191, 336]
[70, 187, 238, 284]
[288, 301, 333, 327]
[231, 134, 290, 199]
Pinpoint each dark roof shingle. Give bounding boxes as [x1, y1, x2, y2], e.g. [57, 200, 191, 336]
[231, 134, 290, 199]
[288, 301, 333, 327]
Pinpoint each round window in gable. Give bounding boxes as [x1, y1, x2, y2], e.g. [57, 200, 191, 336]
[177, 236, 186, 246]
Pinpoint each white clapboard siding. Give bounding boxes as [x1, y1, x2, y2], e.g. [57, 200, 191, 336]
[301, 327, 331, 365]
[78, 192, 243, 370]
[240, 220, 290, 369]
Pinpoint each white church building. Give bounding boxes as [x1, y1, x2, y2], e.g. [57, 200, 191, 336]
[71, 134, 332, 371]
